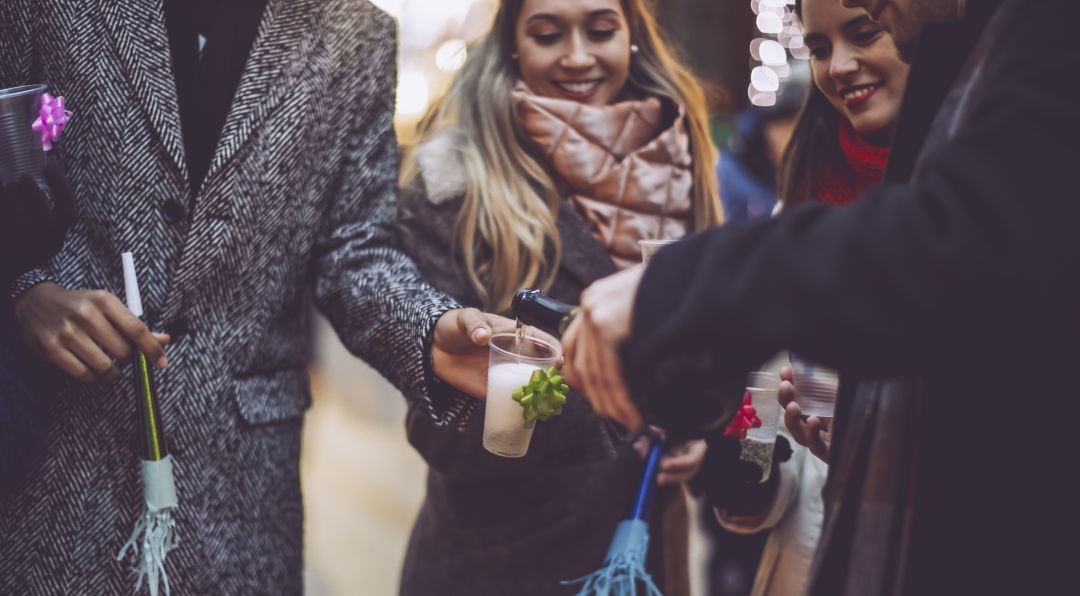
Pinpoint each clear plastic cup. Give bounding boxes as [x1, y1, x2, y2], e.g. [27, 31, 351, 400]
[639, 239, 676, 264]
[789, 353, 839, 419]
[0, 85, 47, 189]
[740, 371, 782, 483]
[483, 333, 561, 458]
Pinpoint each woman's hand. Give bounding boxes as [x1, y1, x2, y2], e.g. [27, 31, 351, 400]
[634, 429, 707, 485]
[14, 282, 170, 382]
[778, 365, 832, 462]
[657, 439, 707, 485]
[432, 308, 559, 400]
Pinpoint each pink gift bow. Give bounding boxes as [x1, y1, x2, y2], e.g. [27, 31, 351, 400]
[723, 391, 762, 441]
[31, 93, 71, 151]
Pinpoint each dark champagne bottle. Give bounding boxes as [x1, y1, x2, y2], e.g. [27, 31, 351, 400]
[511, 289, 580, 336]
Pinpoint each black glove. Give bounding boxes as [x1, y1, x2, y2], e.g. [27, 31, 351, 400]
[696, 433, 793, 517]
[0, 161, 76, 283]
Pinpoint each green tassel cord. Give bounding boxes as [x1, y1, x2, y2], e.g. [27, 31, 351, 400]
[511, 367, 569, 422]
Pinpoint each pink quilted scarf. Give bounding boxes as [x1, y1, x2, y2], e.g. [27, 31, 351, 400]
[512, 83, 694, 269]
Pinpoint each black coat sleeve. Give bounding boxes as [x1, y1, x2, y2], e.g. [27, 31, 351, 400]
[624, 0, 1080, 433]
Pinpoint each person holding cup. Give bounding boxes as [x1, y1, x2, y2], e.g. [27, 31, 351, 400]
[395, 0, 722, 592]
[768, 0, 908, 465]
[697, 1, 911, 594]
[564, 0, 1080, 593]
[2, 1, 511, 594]
[0, 83, 78, 505]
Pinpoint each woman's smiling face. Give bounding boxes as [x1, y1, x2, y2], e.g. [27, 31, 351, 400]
[802, 0, 910, 140]
[514, 0, 632, 105]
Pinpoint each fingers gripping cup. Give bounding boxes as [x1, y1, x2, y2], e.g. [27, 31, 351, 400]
[483, 333, 561, 458]
[789, 354, 839, 418]
[740, 371, 783, 483]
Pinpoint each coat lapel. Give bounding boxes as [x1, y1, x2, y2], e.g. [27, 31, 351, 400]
[201, 0, 319, 189]
[99, 0, 187, 179]
[159, 0, 319, 323]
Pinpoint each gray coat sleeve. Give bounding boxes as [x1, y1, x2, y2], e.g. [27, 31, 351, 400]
[309, 14, 471, 427]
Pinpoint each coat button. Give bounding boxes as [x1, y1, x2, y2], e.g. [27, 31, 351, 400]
[163, 199, 187, 223]
[164, 318, 189, 338]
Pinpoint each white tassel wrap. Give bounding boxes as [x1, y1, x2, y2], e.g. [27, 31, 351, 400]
[118, 456, 179, 596]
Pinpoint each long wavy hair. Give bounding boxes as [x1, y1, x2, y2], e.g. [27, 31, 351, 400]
[401, 0, 723, 313]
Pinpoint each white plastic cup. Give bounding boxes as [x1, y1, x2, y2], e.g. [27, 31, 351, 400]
[740, 371, 782, 483]
[483, 333, 561, 458]
[638, 239, 676, 264]
[789, 353, 838, 418]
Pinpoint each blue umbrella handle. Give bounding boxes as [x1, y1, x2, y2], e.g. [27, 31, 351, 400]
[631, 440, 664, 521]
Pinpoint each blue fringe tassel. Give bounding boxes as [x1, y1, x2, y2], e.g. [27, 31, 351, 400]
[562, 520, 663, 596]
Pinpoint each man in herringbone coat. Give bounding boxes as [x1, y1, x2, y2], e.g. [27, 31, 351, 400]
[0, 0, 498, 593]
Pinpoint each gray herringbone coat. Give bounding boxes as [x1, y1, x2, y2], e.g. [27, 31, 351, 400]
[0, 1, 465, 593]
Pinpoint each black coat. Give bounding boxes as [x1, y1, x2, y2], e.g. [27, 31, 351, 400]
[625, 0, 1080, 594]
[0, 153, 75, 507]
[0, 297, 47, 504]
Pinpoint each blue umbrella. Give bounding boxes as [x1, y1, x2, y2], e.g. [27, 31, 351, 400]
[563, 437, 665, 596]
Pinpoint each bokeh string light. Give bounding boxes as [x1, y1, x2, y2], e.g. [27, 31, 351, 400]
[748, 0, 807, 107]
[372, 0, 497, 129]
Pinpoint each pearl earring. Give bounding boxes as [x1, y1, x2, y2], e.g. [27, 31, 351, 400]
[630, 44, 639, 54]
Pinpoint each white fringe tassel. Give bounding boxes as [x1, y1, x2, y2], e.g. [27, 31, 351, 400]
[118, 507, 178, 596]
[118, 456, 180, 596]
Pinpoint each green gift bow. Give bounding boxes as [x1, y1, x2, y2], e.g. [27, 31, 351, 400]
[511, 367, 570, 422]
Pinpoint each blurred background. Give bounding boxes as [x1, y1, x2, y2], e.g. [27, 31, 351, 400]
[303, 1, 806, 594]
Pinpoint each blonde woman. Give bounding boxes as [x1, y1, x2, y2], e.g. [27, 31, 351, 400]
[396, 0, 722, 594]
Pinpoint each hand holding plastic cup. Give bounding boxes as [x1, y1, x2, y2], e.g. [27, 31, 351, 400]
[483, 333, 561, 458]
[739, 371, 783, 483]
[789, 354, 839, 419]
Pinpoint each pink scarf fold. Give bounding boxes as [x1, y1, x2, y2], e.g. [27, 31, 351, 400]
[512, 83, 694, 269]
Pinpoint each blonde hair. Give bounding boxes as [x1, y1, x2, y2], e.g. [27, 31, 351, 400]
[401, 0, 723, 313]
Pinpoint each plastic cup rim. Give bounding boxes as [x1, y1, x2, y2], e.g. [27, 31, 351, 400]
[746, 371, 781, 391]
[789, 353, 838, 372]
[488, 332, 561, 365]
[0, 84, 47, 100]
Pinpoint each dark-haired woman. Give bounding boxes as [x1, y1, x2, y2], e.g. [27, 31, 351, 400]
[777, 0, 908, 207]
[707, 1, 910, 594]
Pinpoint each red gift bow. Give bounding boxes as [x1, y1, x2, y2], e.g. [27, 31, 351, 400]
[723, 391, 762, 440]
